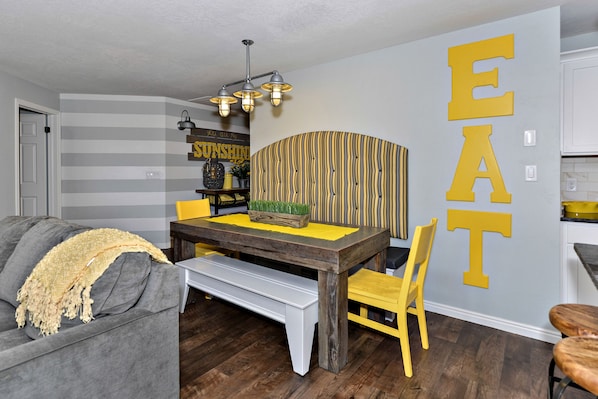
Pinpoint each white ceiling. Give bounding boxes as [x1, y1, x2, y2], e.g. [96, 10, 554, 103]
[0, 0, 596, 104]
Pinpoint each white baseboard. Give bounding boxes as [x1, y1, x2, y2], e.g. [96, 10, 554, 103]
[424, 300, 561, 344]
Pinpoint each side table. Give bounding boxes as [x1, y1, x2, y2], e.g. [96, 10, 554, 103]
[195, 188, 250, 215]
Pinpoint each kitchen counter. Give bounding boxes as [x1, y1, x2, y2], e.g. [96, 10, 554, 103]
[562, 216, 598, 223]
[574, 243, 598, 290]
[561, 212, 598, 223]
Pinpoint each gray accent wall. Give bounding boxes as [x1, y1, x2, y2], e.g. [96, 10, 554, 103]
[251, 9, 561, 340]
[60, 94, 248, 248]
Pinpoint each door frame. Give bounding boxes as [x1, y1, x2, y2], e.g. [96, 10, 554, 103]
[14, 98, 61, 217]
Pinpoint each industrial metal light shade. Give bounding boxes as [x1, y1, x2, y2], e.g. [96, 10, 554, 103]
[208, 39, 293, 117]
[261, 71, 293, 107]
[177, 109, 196, 130]
[209, 86, 238, 117]
[233, 81, 263, 113]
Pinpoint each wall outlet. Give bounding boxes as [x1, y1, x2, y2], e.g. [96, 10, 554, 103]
[566, 177, 577, 192]
[146, 171, 161, 179]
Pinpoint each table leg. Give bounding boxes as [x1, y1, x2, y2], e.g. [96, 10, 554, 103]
[363, 250, 387, 273]
[172, 237, 196, 262]
[317, 270, 348, 374]
[214, 195, 220, 215]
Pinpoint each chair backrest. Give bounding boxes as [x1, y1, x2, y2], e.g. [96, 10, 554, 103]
[399, 218, 437, 303]
[175, 198, 212, 220]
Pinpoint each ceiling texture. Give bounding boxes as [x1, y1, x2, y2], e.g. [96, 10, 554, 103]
[0, 0, 596, 105]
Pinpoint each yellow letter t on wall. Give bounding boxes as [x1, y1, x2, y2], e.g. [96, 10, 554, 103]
[447, 209, 512, 288]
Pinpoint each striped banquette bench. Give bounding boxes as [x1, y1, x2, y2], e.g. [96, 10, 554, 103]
[251, 131, 409, 269]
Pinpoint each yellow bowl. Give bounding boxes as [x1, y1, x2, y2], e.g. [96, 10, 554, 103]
[562, 201, 598, 214]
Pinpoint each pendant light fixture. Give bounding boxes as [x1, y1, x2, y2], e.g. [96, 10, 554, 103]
[177, 109, 196, 130]
[210, 39, 293, 117]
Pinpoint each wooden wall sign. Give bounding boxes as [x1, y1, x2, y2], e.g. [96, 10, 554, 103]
[187, 128, 250, 163]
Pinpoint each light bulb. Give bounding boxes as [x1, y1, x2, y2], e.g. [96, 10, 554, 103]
[242, 93, 254, 113]
[219, 102, 230, 117]
[270, 85, 282, 106]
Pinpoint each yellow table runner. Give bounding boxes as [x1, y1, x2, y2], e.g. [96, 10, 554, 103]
[207, 213, 359, 241]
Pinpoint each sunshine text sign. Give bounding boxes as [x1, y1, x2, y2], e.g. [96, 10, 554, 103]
[187, 128, 250, 163]
[446, 34, 514, 288]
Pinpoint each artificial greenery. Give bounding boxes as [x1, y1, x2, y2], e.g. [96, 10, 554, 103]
[230, 160, 250, 179]
[248, 200, 310, 215]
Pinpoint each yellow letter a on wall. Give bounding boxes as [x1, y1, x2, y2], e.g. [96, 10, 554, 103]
[446, 125, 511, 203]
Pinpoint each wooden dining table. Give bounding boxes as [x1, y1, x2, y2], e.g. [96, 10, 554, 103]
[170, 215, 390, 374]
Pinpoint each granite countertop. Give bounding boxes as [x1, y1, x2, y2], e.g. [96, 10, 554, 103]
[574, 243, 598, 290]
[561, 212, 598, 223]
[561, 216, 598, 223]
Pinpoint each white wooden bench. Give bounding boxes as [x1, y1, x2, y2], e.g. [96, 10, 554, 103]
[176, 254, 318, 376]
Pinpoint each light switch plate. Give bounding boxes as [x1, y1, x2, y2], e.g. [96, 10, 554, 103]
[524, 130, 536, 146]
[525, 165, 537, 181]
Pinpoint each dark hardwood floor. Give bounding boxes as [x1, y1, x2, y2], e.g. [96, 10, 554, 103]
[179, 289, 594, 399]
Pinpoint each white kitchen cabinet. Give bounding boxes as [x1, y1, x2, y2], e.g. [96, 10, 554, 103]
[561, 222, 598, 304]
[561, 47, 598, 155]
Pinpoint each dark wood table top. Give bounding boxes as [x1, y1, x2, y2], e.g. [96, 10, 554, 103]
[170, 216, 389, 273]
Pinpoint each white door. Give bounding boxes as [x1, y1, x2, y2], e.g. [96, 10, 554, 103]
[19, 110, 48, 216]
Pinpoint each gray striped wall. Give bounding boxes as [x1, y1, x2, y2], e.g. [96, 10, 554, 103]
[60, 94, 249, 248]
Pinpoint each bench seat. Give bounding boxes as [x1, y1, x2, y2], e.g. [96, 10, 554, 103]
[176, 255, 318, 375]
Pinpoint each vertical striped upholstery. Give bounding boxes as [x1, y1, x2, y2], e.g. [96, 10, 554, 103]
[251, 131, 408, 239]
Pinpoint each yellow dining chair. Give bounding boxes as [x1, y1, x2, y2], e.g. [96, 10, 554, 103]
[175, 199, 225, 258]
[348, 217, 438, 378]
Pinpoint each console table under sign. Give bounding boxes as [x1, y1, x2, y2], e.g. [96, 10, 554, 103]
[170, 214, 390, 374]
[195, 188, 249, 215]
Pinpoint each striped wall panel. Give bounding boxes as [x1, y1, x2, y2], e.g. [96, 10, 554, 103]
[251, 131, 408, 239]
[60, 94, 248, 248]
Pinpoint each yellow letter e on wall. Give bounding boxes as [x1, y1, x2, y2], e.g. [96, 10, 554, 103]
[448, 34, 514, 120]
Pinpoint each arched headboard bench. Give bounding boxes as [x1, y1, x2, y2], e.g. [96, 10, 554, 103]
[250, 131, 408, 239]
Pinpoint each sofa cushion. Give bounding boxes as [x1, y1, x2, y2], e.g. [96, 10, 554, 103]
[0, 216, 49, 274]
[88, 252, 152, 316]
[0, 217, 89, 308]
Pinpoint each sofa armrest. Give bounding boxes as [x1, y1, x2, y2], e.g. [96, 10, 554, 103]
[0, 307, 179, 398]
[135, 261, 179, 313]
[0, 260, 180, 399]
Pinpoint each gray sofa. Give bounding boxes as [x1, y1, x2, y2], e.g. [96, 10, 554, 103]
[0, 216, 180, 399]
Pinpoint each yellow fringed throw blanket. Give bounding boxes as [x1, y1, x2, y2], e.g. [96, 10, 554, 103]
[15, 228, 171, 336]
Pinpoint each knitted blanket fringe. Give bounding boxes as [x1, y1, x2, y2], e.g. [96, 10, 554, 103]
[15, 228, 171, 336]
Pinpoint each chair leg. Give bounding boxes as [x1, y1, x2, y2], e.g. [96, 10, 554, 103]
[552, 376, 572, 399]
[360, 304, 368, 318]
[415, 297, 429, 349]
[397, 312, 413, 378]
[548, 357, 592, 398]
[548, 357, 556, 399]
